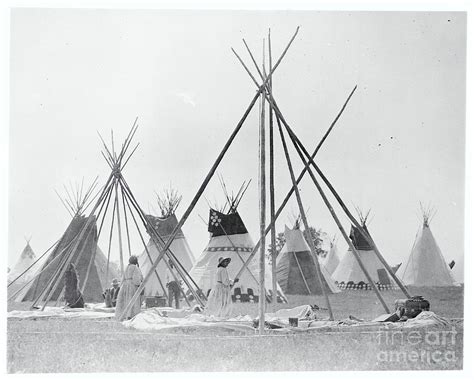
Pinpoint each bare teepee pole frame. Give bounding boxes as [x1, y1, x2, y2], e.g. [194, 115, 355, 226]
[27, 119, 206, 310]
[99, 124, 203, 306]
[233, 34, 408, 308]
[118, 28, 301, 321]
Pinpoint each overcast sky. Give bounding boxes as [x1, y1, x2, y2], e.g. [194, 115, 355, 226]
[8, 9, 466, 282]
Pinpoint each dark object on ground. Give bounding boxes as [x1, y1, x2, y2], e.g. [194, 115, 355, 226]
[289, 317, 299, 327]
[145, 296, 167, 308]
[252, 319, 283, 329]
[395, 295, 430, 318]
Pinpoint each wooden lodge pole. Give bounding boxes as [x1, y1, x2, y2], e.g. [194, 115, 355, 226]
[114, 182, 125, 277]
[258, 69, 267, 334]
[267, 29, 278, 309]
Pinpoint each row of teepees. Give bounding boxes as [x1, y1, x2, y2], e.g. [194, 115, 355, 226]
[8, 198, 458, 304]
[7, 28, 459, 334]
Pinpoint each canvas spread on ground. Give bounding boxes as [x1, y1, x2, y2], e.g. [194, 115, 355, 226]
[7, 10, 465, 373]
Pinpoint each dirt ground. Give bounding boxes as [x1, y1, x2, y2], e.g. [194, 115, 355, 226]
[6, 285, 464, 372]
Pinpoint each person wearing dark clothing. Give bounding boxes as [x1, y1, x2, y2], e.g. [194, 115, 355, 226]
[166, 261, 181, 309]
[64, 263, 84, 308]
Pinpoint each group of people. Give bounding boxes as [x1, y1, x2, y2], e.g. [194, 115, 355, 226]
[64, 254, 239, 321]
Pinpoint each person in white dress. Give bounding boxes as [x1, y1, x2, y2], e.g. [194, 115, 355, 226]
[205, 257, 239, 318]
[115, 255, 143, 321]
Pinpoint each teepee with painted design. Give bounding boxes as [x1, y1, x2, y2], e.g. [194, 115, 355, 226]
[332, 209, 397, 288]
[190, 180, 286, 303]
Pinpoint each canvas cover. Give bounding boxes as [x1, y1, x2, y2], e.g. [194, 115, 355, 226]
[17, 215, 118, 303]
[138, 214, 196, 296]
[190, 209, 286, 303]
[323, 242, 340, 275]
[332, 225, 395, 286]
[8, 243, 36, 283]
[276, 226, 340, 295]
[400, 225, 456, 286]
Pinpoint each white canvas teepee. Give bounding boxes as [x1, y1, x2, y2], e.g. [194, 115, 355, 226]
[138, 213, 196, 296]
[276, 225, 339, 295]
[400, 208, 457, 287]
[8, 240, 37, 284]
[190, 208, 286, 303]
[323, 237, 340, 275]
[332, 218, 396, 289]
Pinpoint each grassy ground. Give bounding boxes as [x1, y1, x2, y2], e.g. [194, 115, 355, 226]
[7, 285, 464, 372]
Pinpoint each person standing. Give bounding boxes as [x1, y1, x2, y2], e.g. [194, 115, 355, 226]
[115, 255, 143, 321]
[166, 260, 181, 309]
[205, 257, 238, 318]
[64, 263, 84, 308]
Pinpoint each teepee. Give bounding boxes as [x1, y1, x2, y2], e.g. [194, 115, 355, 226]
[138, 189, 196, 296]
[332, 211, 396, 289]
[323, 236, 340, 275]
[190, 182, 286, 303]
[8, 238, 37, 284]
[276, 225, 339, 295]
[400, 206, 457, 287]
[16, 181, 119, 303]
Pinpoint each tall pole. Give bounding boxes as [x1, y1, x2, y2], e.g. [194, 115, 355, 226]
[268, 29, 278, 309]
[258, 40, 267, 334]
[114, 182, 125, 276]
